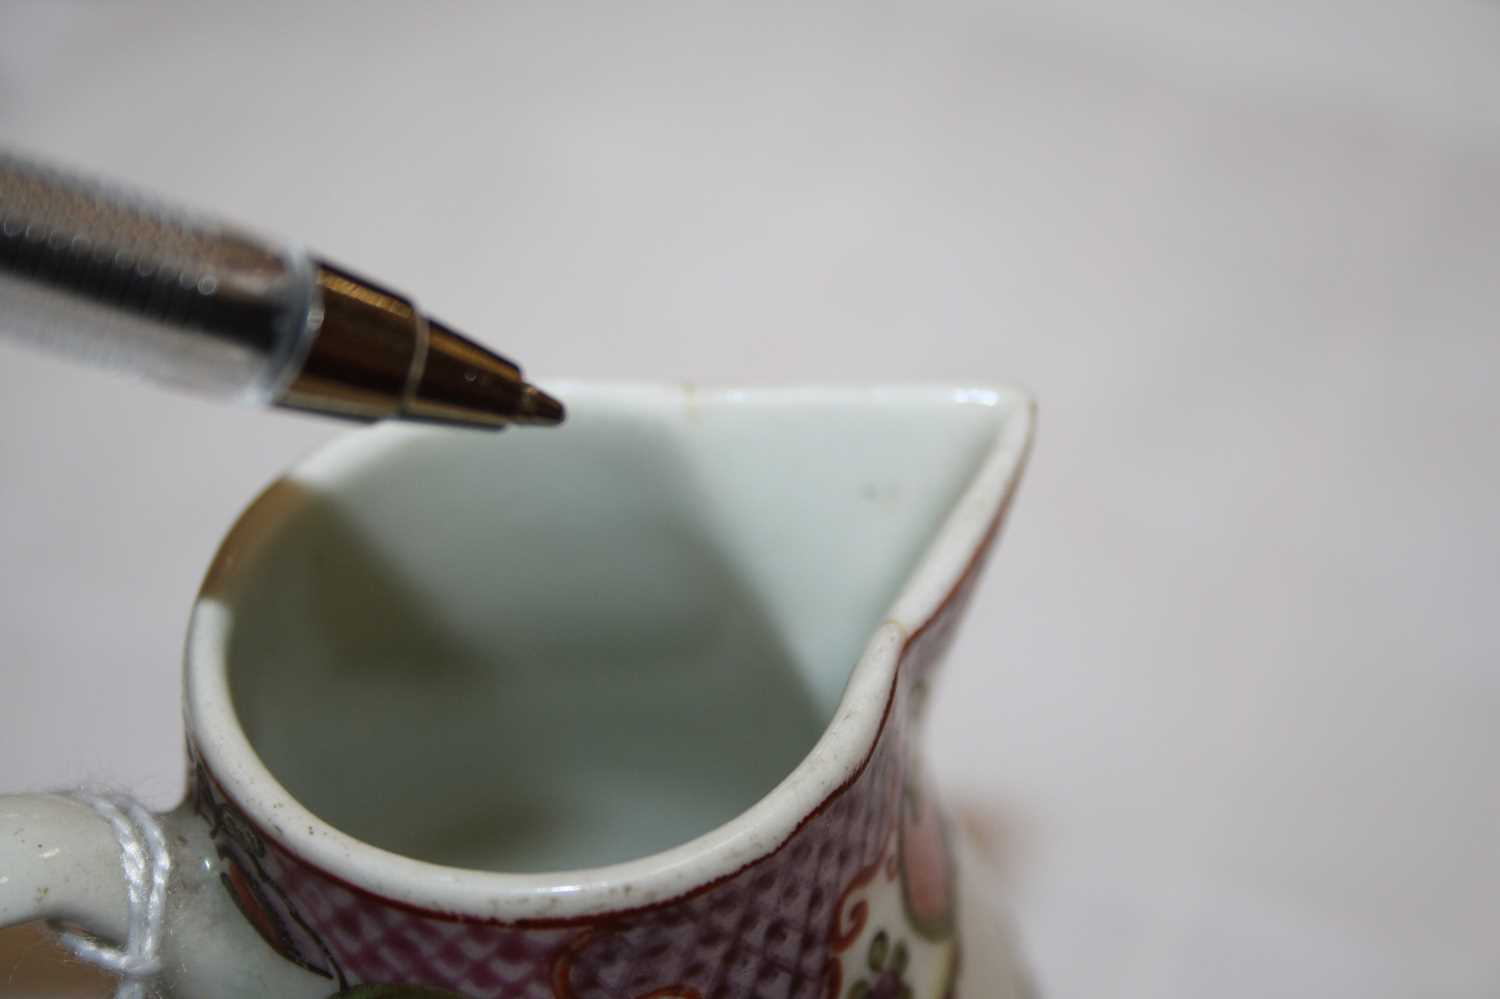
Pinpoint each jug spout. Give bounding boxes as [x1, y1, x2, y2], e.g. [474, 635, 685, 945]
[820, 407, 1035, 995]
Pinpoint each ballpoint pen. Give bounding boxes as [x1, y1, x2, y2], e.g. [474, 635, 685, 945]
[0, 149, 563, 429]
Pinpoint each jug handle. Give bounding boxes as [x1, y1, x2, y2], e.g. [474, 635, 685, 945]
[0, 793, 141, 953]
[1, 792, 341, 999]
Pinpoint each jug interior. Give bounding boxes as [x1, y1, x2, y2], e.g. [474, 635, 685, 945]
[223, 391, 1006, 872]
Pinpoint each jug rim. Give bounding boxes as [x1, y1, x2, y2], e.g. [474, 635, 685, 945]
[184, 382, 1035, 922]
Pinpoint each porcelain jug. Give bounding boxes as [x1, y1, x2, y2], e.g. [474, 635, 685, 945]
[0, 383, 1035, 998]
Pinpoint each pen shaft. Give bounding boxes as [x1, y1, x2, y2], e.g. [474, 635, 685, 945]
[0, 149, 564, 430]
[0, 151, 319, 403]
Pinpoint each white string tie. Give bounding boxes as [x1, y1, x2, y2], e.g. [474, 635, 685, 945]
[54, 791, 172, 999]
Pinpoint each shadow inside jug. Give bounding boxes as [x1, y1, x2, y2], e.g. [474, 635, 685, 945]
[220, 397, 999, 874]
[226, 458, 830, 873]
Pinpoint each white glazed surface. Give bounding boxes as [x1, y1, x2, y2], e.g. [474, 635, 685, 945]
[187, 383, 1033, 920]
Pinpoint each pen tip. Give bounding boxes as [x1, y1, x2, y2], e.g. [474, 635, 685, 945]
[400, 317, 565, 429]
[514, 384, 566, 426]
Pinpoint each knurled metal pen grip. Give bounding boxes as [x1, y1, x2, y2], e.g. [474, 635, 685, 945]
[0, 151, 317, 401]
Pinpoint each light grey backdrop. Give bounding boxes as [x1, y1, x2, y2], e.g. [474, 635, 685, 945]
[2, 3, 1498, 996]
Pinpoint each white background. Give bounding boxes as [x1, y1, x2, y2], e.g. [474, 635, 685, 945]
[2, 3, 1499, 996]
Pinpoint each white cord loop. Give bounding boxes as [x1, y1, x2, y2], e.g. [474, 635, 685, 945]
[55, 791, 172, 999]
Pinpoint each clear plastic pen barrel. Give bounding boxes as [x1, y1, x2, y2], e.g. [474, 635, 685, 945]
[0, 150, 318, 403]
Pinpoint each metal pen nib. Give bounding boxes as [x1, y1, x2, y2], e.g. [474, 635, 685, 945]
[276, 262, 564, 430]
[515, 384, 567, 425]
[406, 318, 565, 428]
